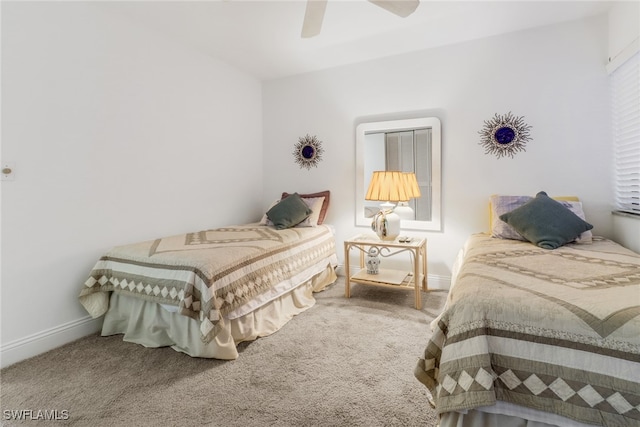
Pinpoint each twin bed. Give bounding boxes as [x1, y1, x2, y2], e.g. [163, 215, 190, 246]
[79, 191, 338, 360]
[415, 193, 640, 427]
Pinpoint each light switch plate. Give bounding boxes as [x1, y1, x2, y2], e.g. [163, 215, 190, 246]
[1, 162, 16, 181]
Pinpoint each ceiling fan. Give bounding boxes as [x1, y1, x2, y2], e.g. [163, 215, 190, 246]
[301, 0, 420, 38]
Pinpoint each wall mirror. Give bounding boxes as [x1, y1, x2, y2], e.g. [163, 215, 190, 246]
[355, 117, 442, 231]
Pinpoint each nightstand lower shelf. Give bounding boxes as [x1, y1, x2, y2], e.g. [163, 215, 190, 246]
[350, 269, 424, 290]
[344, 235, 427, 309]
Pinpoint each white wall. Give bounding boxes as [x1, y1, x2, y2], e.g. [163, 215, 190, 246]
[263, 14, 613, 281]
[608, 1, 640, 61]
[0, 2, 263, 366]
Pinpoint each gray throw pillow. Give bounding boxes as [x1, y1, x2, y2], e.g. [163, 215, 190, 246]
[499, 191, 594, 249]
[266, 193, 313, 230]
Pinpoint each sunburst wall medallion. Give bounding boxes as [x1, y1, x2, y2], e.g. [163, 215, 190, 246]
[478, 112, 532, 159]
[293, 134, 324, 169]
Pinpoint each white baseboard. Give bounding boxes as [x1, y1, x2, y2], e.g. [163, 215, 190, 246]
[335, 264, 451, 290]
[1, 316, 103, 369]
[423, 274, 451, 290]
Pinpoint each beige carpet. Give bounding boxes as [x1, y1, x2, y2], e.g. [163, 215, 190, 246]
[1, 277, 446, 427]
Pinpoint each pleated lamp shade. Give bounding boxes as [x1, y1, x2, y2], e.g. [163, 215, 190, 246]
[393, 172, 420, 221]
[401, 173, 421, 201]
[365, 171, 409, 202]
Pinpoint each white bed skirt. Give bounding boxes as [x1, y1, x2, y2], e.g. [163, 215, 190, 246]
[101, 263, 337, 360]
[439, 402, 596, 427]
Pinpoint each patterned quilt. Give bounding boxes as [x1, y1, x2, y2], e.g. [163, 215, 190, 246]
[79, 224, 337, 343]
[415, 234, 640, 427]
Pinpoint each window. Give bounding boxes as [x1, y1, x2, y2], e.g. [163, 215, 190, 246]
[612, 52, 640, 215]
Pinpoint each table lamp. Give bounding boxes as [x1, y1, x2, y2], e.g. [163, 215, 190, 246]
[365, 171, 408, 240]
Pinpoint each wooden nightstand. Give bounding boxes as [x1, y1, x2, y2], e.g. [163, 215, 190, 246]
[344, 234, 427, 309]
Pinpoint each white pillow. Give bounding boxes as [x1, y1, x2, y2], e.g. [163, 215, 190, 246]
[556, 200, 593, 244]
[294, 197, 325, 227]
[490, 195, 532, 240]
[259, 200, 280, 226]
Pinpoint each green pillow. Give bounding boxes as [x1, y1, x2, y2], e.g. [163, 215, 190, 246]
[499, 191, 594, 249]
[266, 193, 313, 230]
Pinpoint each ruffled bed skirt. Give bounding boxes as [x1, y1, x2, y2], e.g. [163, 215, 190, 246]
[439, 403, 595, 427]
[101, 263, 337, 360]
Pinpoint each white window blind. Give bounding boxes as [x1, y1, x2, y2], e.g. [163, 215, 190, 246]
[612, 52, 640, 215]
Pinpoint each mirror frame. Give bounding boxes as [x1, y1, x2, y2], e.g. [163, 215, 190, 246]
[355, 117, 442, 231]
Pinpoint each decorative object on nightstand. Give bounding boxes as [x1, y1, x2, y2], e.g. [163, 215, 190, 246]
[366, 247, 380, 274]
[366, 170, 419, 241]
[293, 134, 324, 169]
[394, 172, 421, 221]
[478, 112, 532, 159]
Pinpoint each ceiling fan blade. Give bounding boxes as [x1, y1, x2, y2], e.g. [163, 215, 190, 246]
[368, 0, 419, 18]
[301, 0, 328, 38]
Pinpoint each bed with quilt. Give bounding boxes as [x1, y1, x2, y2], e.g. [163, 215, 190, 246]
[79, 191, 338, 360]
[415, 192, 640, 427]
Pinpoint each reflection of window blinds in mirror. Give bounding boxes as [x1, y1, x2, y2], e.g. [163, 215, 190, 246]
[385, 131, 412, 172]
[384, 129, 432, 221]
[415, 129, 432, 221]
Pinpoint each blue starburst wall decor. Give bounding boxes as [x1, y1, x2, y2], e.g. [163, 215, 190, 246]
[293, 134, 324, 169]
[478, 112, 532, 159]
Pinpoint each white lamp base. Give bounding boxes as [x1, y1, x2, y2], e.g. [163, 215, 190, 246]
[371, 210, 400, 241]
[394, 202, 414, 221]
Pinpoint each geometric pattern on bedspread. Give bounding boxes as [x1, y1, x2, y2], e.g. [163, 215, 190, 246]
[436, 357, 640, 423]
[463, 240, 640, 339]
[470, 273, 640, 340]
[79, 225, 337, 343]
[471, 247, 640, 290]
[415, 234, 640, 427]
[152, 227, 283, 254]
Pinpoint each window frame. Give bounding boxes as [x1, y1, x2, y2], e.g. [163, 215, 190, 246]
[611, 51, 640, 216]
